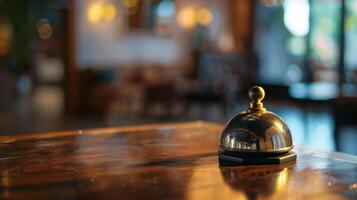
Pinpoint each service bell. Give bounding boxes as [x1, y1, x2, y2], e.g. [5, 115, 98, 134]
[219, 86, 296, 165]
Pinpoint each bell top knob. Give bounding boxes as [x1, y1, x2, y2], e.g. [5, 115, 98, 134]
[248, 86, 265, 111]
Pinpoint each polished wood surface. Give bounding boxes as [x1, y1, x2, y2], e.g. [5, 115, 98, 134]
[0, 121, 356, 199]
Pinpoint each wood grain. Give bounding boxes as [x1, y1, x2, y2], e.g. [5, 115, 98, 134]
[0, 121, 356, 199]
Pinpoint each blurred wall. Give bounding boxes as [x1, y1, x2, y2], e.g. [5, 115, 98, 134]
[254, 3, 289, 84]
[75, 0, 230, 68]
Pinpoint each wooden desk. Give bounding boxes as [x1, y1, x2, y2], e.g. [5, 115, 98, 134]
[0, 122, 356, 199]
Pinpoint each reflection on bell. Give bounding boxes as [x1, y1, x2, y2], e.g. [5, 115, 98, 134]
[219, 86, 297, 165]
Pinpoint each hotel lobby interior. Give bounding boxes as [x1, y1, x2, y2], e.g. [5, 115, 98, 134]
[0, 0, 356, 199]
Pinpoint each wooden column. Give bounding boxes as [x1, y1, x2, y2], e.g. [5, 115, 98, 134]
[228, 0, 254, 53]
[64, 0, 79, 115]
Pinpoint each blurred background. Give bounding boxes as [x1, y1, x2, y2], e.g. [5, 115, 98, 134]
[0, 0, 357, 154]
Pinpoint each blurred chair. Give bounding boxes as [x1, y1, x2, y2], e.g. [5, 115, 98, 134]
[140, 66, 181, 118]
[333, 95, 357, 151]
[78, 68, 145, 118]
[182, 51, 248, 115]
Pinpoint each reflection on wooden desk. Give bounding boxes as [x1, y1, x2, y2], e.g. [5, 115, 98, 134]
[0, 122, 356, 199]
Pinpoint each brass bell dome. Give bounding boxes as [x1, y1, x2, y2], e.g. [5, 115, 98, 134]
[220, 86, 293, 155]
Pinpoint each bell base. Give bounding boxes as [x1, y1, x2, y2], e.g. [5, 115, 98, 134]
[218, 150, 296, 165]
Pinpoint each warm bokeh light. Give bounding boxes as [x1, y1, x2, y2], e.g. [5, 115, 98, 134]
[103, 4, 117, 21]
[177, 7, 213, 29]
[36, 18, 53, 40]
[38, 24, 53, 40]
[0, 23, 13, 55]
[87, 2, 116, 23]
[87, 3, 103, 23]
[196, 8, 213, 25]
[177, 7, 197, 29]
